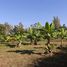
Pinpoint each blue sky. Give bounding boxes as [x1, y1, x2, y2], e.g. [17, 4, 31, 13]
[0, 0, 67, 27]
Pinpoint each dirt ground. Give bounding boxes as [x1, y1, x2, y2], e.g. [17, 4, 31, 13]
[0, 41, 67, 67]
[0, 45, 46, 67]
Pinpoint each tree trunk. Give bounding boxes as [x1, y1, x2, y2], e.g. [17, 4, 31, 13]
[34, 39, 37, 45]
[47, 38, 50, 45]
[30, 39, 33, 45]
[47, 38, 51, 53]
[17, 41, 22, 47]
[60, 38, 63, 48]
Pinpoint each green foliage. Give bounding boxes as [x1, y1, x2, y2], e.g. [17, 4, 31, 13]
[50, 22, 55, 32]
[61, 28, 65, 38]
[13, 22, 24, 35]
[15, 34, 26, 41]
[0, 18, 66, 47]
[0, 35, 5, 42]
[27, 22, 42, 45]
[35, 22, 42, 29]
[27, 27, 34, 40]
[45, 22, 50, 33]
[52, 31, 58, 38]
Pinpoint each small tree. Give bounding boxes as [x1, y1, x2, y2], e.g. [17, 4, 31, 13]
[53, 16, 61, 30]
[60, 28, 65, 47]
[27, 22, 42, 45]
[33, 28, 41, 45]
[27, 27, 34, 45]
[15, 34, 26, 47]
[12, 22, 24, 47]
[41, 22, 55, 53]
[45, 22, 51, 45]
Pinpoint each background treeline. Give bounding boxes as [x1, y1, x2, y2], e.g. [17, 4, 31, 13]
[0, 16, 67, 48]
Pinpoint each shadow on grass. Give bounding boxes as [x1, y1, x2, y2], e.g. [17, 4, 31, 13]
[7, 50, 34, 54]
[6, 44, 16, 48]
[7, 49, 43, 55]
[34, 46, 67, 67]
[22, 42, 30, 45]
[34, 47, 45, 49]
[34, 52, 67, 67]
[57, 46, 67, 52]
[6, 45, 67, 67]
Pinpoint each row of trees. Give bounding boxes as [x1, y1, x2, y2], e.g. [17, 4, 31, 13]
[0, 17, 67, 49]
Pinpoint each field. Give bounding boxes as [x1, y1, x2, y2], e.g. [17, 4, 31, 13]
[0, 44, 46, 67]
[0, 41, 67, 67]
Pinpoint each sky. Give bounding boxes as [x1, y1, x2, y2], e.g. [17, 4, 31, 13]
[0, 0, 67, 28]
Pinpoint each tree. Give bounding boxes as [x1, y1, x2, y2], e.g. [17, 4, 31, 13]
[62, 24, 66, 29]
[27, 27, 34, 45]
[0, 24, 5, 35]
[0, 24, 6, 42]
[15, 34, 26, 47]
[27, 22, 42, 45]
[33, 28, 41, 45]
[40, 22, 55, 53]
[53, 16, 61, 30]
[13, 22, 24, 35]
[33, 22, 42, 45]
[45, 22, 51, 45]
[12, 22, 24, 47]
[4, 22, 12, 35]
[60, 28, 65, 47]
